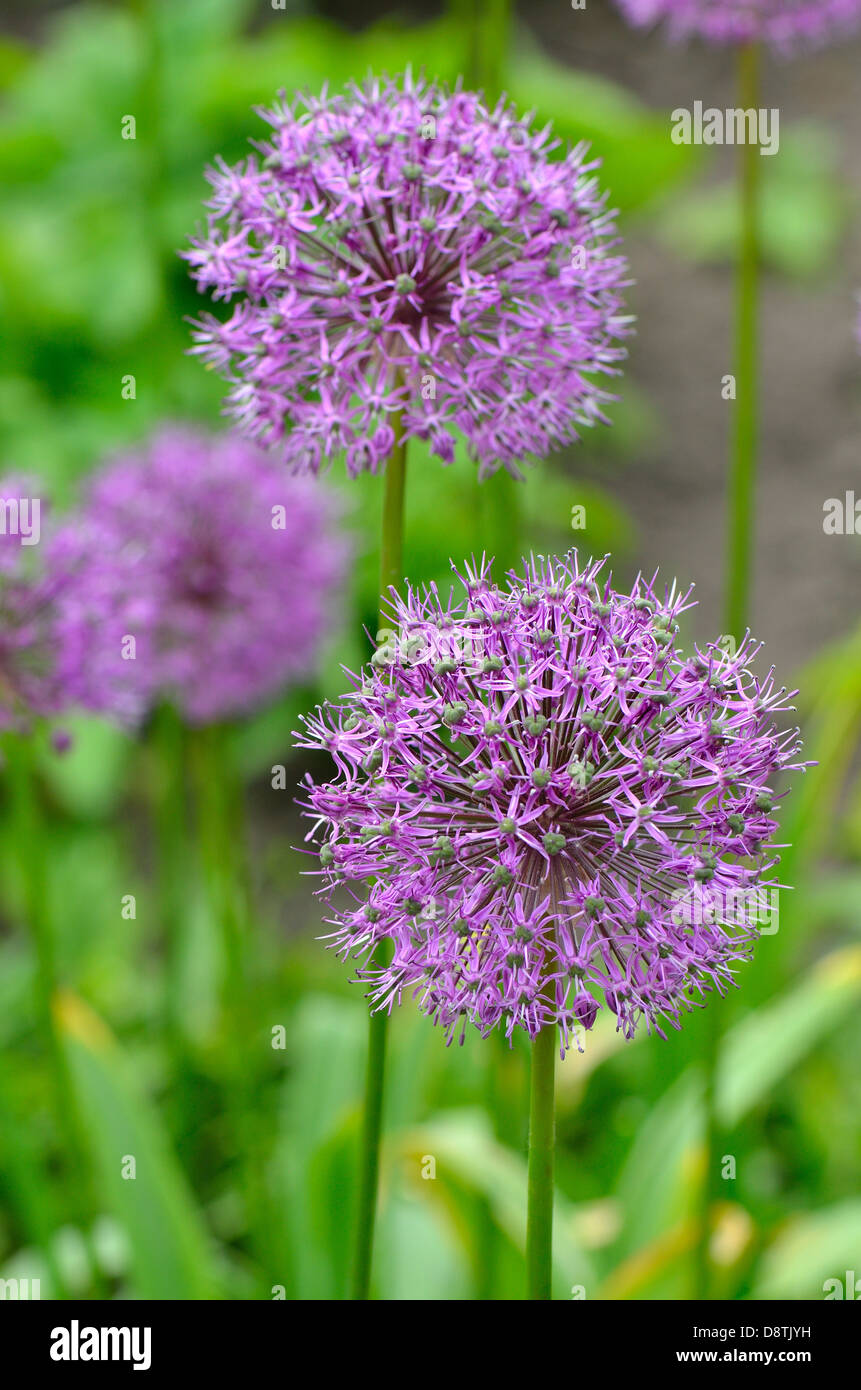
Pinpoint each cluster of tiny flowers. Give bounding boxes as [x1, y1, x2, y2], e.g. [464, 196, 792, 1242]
[0, 477, 86, 732]
[60, 427, 346, 725]
[614, 0, 861, 51]
[298, 552, 804, 1049]
[185, 73, 630, 479]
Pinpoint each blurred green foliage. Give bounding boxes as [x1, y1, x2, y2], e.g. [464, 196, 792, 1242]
[0, 0, 858, 1302]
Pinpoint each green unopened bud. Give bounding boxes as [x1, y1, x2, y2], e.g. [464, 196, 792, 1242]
[431, 835, 454, 863]
[442, 701, 467, 728]
[543, 832, 566, 856]
[568, 757, 595, 788]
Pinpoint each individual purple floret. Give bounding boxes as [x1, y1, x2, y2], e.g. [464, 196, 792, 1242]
[614, 0, 861, 52]
[184, 73, 631, 479]
[297, 552, 804, 1049]
[61, 427, 346, 726]
[0, 476, 83, 731]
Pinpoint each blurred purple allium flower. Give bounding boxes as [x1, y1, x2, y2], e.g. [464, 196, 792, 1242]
[298, 552, 804, 1048]
[614, 0, 861, 51]
[184, 74, 631, 479]
[63, 427, 347, 726]
[0, 477, 83, 731]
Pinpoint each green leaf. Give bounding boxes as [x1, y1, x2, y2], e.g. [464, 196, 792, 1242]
[398, 1109, 597, 1299]
[609, 1071, 702, 1262]
[717, 945, 861, 1128]
[57, 992, 220, 1299]
[754, 1201, 861, 1299]
[271, 994, 367, 1299]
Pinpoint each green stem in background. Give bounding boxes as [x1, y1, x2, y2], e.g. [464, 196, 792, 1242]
[190, 722, 272, 1287]
[452, 0, 512, 97]
[452, 0, 523, 573]
[474, 1027, 524, 1298]
[725, 42, 761, 643]
[483, 468, 523, 577]
[350, 426, 409, 1302]
[696, 41, 762, 1302]
[2, 730, 101, 1296]
[526, 1020, 556, 1300]
[150, 704, 189, 1051]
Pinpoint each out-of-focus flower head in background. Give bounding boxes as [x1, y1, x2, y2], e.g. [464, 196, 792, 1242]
[614, 0, 861, 52]
[60, 426, 347, 726]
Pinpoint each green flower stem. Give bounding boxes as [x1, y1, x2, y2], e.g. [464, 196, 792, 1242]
[350, 423, 409, 1302]
[696, 40, 762, 1302]
[2, 730, 101, 1294]
[526, 1019, 556, 1300]
[190, 723, 271, 1285]
[725, 41, 761, 642]
[150, 704, 189, 1050]
[453, 0, 512, 98]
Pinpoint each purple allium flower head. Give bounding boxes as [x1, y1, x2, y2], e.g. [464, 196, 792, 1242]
[184, 74, 631, 479]
[0, 476, 83, 731]
[298, 552, 804, 1049]
[62, 427, 347, 726]
[614, 0, 861, 52]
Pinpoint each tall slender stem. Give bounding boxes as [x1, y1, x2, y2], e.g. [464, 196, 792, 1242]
[350, 425, 409, 1301]
[725, 42, 761, 641]
[150, 704, 188, 1051]
[696, 41, 762, 1301]
[526, 1020, 556, 1300]
[190, 723, 272, 1286]
[2, 730, 102, 1294]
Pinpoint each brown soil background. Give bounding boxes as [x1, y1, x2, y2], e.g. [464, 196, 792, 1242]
[532, 0, 861, 677]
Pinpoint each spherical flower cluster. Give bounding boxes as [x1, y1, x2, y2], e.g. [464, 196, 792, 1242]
[614, 0, 861, 52]
[185, 73, 631, 479]
[298, 552, 804, 1048]
[0, 476, 84, 732]
[62, 427, 347, 725]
